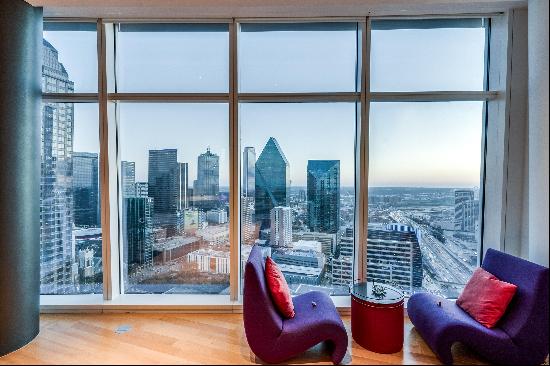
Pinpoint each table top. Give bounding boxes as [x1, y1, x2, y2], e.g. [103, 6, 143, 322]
[351, 282, 404, 305]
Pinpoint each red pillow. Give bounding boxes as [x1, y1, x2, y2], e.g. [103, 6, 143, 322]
[456, 267, 517, 328]
[265, 256, 295, 318]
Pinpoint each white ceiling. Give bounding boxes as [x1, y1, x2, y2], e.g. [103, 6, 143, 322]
[27, 0, 527, 18]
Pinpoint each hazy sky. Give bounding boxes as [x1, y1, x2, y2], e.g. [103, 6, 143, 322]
[44, 23, 486, 188]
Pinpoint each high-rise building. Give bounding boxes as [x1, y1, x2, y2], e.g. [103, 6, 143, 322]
[40, 39, 76, 293]
[206, 208, 228, 224]
[366, 224, 423, 294]
[193, 148, 220, 211]
[307, 160, 340, 234]
[121, 161, 136, 198]
[454, 189, 476, 232]
[123, 197, 154, 268]
[293, 231, 337, 256]
[255, 137, 290, 228]
[135, 182, 149, 198]
[177, 162, 189, 211]
[73, 152, 100, 227]
[270, 206, 293, 247]
[148, 149, 178, 214]
[331, 228, 354, 287]
[241, 196, 256, 244]
[242, 147, 256, 198]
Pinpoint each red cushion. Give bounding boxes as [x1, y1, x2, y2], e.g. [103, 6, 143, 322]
[265, 256, 295, 318]
[456, 267, 517, 328]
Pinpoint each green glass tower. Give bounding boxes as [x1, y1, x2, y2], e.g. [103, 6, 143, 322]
[307, 160, 340, 234]
[255, 137, 290, 229]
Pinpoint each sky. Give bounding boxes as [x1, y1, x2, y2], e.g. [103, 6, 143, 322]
[44, 23, 486, 188]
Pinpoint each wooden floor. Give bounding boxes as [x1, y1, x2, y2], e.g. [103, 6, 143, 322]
[0, 314, 489, 365]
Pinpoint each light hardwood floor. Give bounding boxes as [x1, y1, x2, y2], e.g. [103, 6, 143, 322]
[0, 314, 488, 365]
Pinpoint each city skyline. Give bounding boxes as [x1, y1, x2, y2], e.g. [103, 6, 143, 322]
[45, 23, 485, 188]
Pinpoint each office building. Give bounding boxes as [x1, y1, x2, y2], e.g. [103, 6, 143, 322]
[73, 152, 100, 227]
[241, 196, 256, 244]
[135, 182, 149, 198]
[270, 206, 293, 247]
[193, 148, 220, 210]
[177, 162, 189, 210]
[40, 40, 75, 293]
[206, 208, 228, 224]
[255, 137, 290, 228]
[243, 147, 256, 197]
[123, 197, 154, 268]
[366, 224, 423, 294]
[293, 231, 337, 256]
[455, 189, 476, 232]
[121, 161, 136, 198]
[307, 160, 340, 234]
[148, 149, 178, 214]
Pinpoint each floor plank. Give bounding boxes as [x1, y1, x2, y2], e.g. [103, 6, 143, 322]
[0, 314, 489, 365]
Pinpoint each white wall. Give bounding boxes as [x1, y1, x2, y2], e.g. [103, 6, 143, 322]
[528, 0, 549, 267]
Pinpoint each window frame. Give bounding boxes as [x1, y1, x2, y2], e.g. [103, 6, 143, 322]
[40, 15, 505, 311]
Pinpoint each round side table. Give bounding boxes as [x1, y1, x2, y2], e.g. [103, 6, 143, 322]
[351, 282, 404, 354]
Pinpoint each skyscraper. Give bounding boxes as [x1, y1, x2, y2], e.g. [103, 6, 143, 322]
[40, 39, 75, 293]
[307, 160, 340, 234]
[242, 147, 256, 197]
[135, 182, 149, 198]
[366, 224, 423, 294]
[193, 148, 220, 211]
[123, 197, 154, 268]
[255, 137, 290, 228]
[270, 206, 293, 247]
[121, 161, 136, 198]
[148, 149, 178, 214]
[177, 162, 189, 211]
[454, 189, 476, 232]
[73, 152, 100, 227]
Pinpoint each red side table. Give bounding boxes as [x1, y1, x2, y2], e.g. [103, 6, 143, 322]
[351, 282, 404, 354]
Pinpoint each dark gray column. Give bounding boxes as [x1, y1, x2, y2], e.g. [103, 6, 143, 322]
[0, 0, 43, 356]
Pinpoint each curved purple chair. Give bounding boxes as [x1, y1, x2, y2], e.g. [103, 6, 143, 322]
[243, 245, 348, 364]
[408, 248, 549, 365]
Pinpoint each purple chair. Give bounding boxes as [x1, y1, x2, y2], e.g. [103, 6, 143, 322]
[408, 248, 549, 365]
[243, 245, 348, 364]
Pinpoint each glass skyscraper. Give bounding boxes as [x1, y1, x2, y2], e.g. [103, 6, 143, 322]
[193, 148, 220, 210]
[73, 152, 100, 227]
[242, 147, 256, 197]
[255, 137, 290, 228]
[148, 149, 178, 214]
[40, 39, 75, 293]
[121, 160, 136, 198]
[307, 160, 340, 234]
[123, 197, 154, 268]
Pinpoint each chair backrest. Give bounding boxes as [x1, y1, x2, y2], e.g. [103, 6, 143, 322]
[482, 248, 549, 358]
[243, 246, 283, 354]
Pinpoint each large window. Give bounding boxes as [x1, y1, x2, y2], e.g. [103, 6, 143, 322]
[114, 24, 231, 296]
[41, 23, 101, 295]
[40, 17, 494, 304]
[240, 103, 356, 295]
[119, 103, 230, 294]
[366, 20, 487, 298]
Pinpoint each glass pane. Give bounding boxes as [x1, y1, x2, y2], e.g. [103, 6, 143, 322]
[367, 102, 484, 298]
[371, 19, 487, 91]
[119, 103, 230, 295]
[40, 103, 102, 294]
[240, 103, 356, 295]
[116, 24, 229, 93]
[43, 23, 98, 93]
[239, 23, 358, 93]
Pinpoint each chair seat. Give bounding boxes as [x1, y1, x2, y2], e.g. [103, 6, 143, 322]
[408, 292, 519, 365]
[283, 291, 345, 335]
